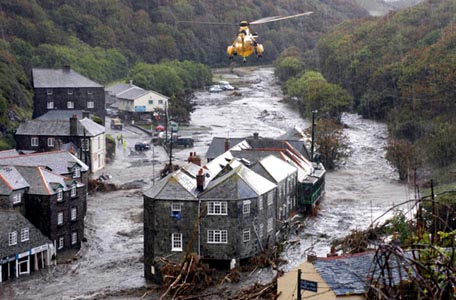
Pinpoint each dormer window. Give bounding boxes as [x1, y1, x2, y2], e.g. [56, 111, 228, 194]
[73, 167, 81, 178]
[13, 193, 21, 204]
[71, 185, 76, 197]
[21, 228, 29, 242]
[57, 188, 63, 202]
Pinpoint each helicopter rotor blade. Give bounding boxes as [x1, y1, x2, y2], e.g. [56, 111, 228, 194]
[177, 20, 236, 26]
[250, 11, 313, 25]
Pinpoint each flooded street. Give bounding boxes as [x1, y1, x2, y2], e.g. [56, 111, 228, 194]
[0, 67, 410, 299]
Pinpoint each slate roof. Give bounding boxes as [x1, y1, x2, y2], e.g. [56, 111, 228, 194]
[0, 166, 30, 195]
[0, 210, 51, 259]
[105, 83, 140, 95]
[117, 86, 149, 100]
[313, 251, 411, 296]
[201, 160, 276, 200]
[35, 110, 84, 121]
[32, 68, 103, 88]
[254, 155, 297, 183]
[15, 116, 104, 137]
[13, 166, 74, 195]
[0, 150, 89, 174]
[206, 136, 310, 161]
[143, 162, 201, 200]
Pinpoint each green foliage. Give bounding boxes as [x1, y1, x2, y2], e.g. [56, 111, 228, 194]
[129, 60, 211, 96]
[313, 118, 350, 169]
[316, 0, 456, 179]
[284, 71, 353, 122]
[385, 138, 420, 181]
[274, 55, 305, 82]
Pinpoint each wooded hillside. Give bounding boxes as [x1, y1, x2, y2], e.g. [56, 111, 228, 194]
[314, 0, 456, 177]
[0, 0, 368, 148]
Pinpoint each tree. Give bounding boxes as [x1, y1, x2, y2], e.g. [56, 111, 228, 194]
[313, 118, 349, 170]
[385, 138, 419, 181]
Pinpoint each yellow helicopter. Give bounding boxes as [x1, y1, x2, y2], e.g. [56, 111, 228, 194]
[227, 12, 313, 62]
[179, 12, 313, 63]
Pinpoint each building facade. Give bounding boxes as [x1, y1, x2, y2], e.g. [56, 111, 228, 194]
[32, 66, 105, 124]
[14, 111, 106, 173]
[0, 210, 54, 282]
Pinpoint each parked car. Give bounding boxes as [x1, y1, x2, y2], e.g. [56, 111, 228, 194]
[175, 136, 194, 148]
[209, 85, 223, 93]
[219, 81, 235, 91]
[110, 118, 123, 130]
[135, 142, 151, 151]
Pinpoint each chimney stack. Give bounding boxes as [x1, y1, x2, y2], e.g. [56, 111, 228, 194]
[196, 168, 205, 191]
[187, 152, 201, 166]
[129, 80, 133, 87]
[70, 115, 78, 136]
[63, 65, 71, 73]
[224, 138, 230, 152]
[253, 132, 259, 140]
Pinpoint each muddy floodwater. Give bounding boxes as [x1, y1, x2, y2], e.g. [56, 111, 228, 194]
[0, 67, 410, 299]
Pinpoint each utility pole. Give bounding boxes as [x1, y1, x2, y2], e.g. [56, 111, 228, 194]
[297, 269, 302, 300]
[310, 110, 317, 161]
[431, 179, 436, 243]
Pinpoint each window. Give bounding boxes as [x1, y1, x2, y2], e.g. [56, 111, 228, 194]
[71, 207, 77, 221]
[47, 101, 54, 109]
[208, 201, 227, 215]
[57, 212, 64, 225]
[46, 89, 53, 95]
[21, 227, 29, 242]
[207, 230, 228, 244]
[171, 203, 182, 218]
[9, 231, 17, 246]
[258, 197, 263, 210]
[67, 101, 74, 109]
[243, 229, 250, 242]
[71, 185, 76, 197]
[13, 193, 21, 204]
[259, 224, 264, 238]
[148, 100, 153, 105]
[87, 90, 93, 95]
[267, 193, 273, 206]
[171, 233, 183, 251]
[87, 101, 94, 108]
[47, 137, 55, 147]
[71, 232, 77, 245]
[57, 188, 63, 201]
[73, 167, 81, 178]
[158, 100, 163, 105]
[31, 137, 39, 147]
[243, 200, 250, 215]
[267, 218, 273, 233]
[58, 236, 64, 249]
[67, 89, 73, 95]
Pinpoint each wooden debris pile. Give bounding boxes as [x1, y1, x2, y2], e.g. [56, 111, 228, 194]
[88, 178, 117, 193]
[232, 276, 278, 300]
[159, 254, 217, 299]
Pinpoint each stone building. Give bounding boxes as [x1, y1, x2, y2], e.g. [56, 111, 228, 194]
[14, 111, 106, 173]
[0, 210, 53, 282]
[32, 66, 105, 124]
